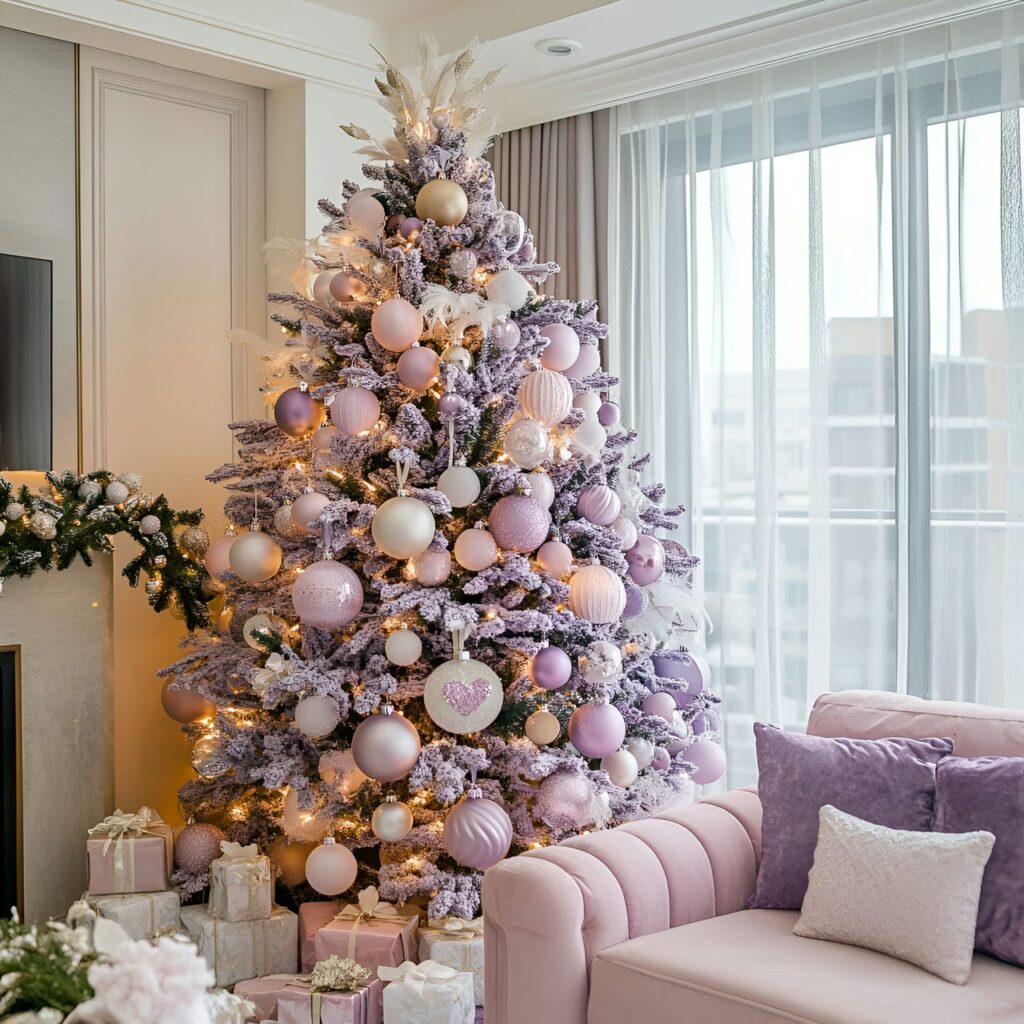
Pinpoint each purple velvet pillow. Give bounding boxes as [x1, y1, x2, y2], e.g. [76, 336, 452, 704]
[752, 723, 953, 910]
[934, 755, 1024, 967]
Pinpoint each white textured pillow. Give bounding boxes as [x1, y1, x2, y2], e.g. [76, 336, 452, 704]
[794, 805, 994, 984]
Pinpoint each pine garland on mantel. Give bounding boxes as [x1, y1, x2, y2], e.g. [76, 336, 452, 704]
[0, 469, 211, 630]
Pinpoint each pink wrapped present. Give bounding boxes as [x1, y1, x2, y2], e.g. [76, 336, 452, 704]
[233, 973, 301, 1021]
[278, 979, 382, 1024]
[86, 806, 173, 896]
[311, 888, 418, 977]
[299, 901, 343, 972]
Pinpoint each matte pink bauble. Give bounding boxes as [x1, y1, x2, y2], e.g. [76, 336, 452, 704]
[291, 560, 364, 630]
[161, 680, 214, 723]
[598, 401, 621, 427]
[536, 771, 595, 830]
[686, 740, 727, 785]
[371, 297, 423, 352]
[329, 271, 367, 304]
[611, 516, 638, 550]
[397, 346, 440, 390]
[538, 323, 580, 372]
[454, 527, 497, 571]
[564, 342, 601, 379]
[651, 746, 672, 772]
[347, 192, 386, 232]
[568, 701, 626, 759]
[626, 535, 665, 585]
[291, 490, 331, 534]
[577, 484, 621, 526]
[488, 495, 550, 553]
[642, 690, 677, 723]
[351, 710, 421, 782]
[330, 387, 380, 436]
[438, 393, 466, 417]
[313, 424, 340, 455]
[413, 548, 452, 586]
[305, 837, 358, 896]
[536, 540, 573, 578]
[174, 822, 226, 874]
[568, 563, 627, 624]
[274, 387, 320, 437]
[204, 534, 235, 578]
[529, 645, 572, 690]
[442, 789, 513, 870]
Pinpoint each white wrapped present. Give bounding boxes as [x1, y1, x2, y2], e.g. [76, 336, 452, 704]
[378, 960, 474, 1024]
[209, 840, 273, 922]
[89, 889, 180, 941]
[417, 918, 484, 1006]
[181, 902, 298, 988]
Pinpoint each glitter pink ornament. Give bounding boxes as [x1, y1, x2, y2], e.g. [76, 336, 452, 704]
[442, 787, 513, 870]
[371, 297, 423, 352]
[538, 323, 581, 372]
[577, 484, 621, 526]
[568, 701, 626, 759]
[626, 534, 665, 585]
[330, 387, 380, 436]
[173, 822, 226, 874]
[449, 249, 477, 279]
[291, 559, 364, 630]
[529, 645, 572, 690]
[397, 346, 440, 390]
[488, 494, 550, 553]
[536, 771, 594, 830]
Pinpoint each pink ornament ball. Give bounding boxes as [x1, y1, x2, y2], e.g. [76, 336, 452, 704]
[329, 271, 367, 304]
[536, 772, 594, 830]
[564, 342, 601, 379]
[626, 534, 665, 586]
[651, 746, 671, 772]
[598, 401, 621, 427]
[291, 559, 364, 630]
[488, 495, 550, 553]
[351, 710, 421, 782]
[438, 393, 466, 417]
[491, 319, 521, 350]
[453, 527, 498, 571]
[291, 490, 331, 534]
[686, 740, 727, 785]
[274, 387, 320, 437]
[347, 192, 386, 232]
[538, 323, 581, 372]
[204, 534, 235, 578]
[173, 822, 225, 874]
[569, 702, 626, 759]
[397, 346, 440, 390]
[371, 297, 423, 353]
[161, 680, 214, 723]
[399, 217, 422, 240]
[413, 548, 452, 586]
[536, 540, 573, 578]
[642, 691, 677, 723]
[442, 792, 513, 870]
[577, 484, 621, 526]
[313, 424, 340, 455]
[305, 838, 358, 896]
[330, 387, 380, 436]
[529, 645, 572, 690]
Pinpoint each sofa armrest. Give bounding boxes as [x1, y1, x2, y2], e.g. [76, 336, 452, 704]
[482, 788, 761, 1024]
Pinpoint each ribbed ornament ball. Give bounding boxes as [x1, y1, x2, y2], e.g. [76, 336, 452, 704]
[372, 797, 414, 842]
[294, 695, 341, 738]
[525, 708, 561, 746]
[454, 528, 497, 571]
[372, 495, 436, 559]
[351, 709, 421, 782]
[503, 417, 549, 469]
[538, 323, 581, 372]
[173, 823, 226, 874]
[228, 530, 282, 583]
[274, 387, 320, 437]
[291, 490, 331, 534]
[442, 791, 513, 870]
[568, 701, 626, 759]
[330, 387, 380, 436]
[536, 540, 573, 578]
[437, 465, 480, 508]
[371, 297, 423, 353]
[161, 680, 214, 723]
[485, 269, 534, 310]
[306, 838, 358, 896]
[413, 548, 452, 586]
[397, 345, 441, 390]
[517, 368, 573, 427]
[536, 772, 594, 830]
[568, 563, 627, 624]
[291, 560, 363, 630]
[415, 178, 469, 227]
[626, 534, 665, 585]
[488, 495, 550, 553]
[577, 485, 621, 526]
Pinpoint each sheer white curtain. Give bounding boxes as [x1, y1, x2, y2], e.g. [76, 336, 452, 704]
[609, 7, 1024, 784]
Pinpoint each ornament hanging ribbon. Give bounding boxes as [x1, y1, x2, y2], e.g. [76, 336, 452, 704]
[450, 622, 473, 661]
[87, 806, 173, 893]
[428, 915, 484, 940]
[394, 456, 412, 496]
[335, 885, 417, 960]
[376, 959, 460, 1006]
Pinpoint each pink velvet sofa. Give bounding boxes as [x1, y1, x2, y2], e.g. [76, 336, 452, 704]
[483, 690, 1024, 1024]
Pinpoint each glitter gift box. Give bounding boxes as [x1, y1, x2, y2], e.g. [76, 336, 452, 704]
[86, 807, 173, 896]
[417, 918, 484, 1006]
[181, 903, 298, 988]
[310, 888, 418, 977]
[89, 889, 181, 941]
[210, 841, 273, 923]
[379, 961, 475, 1024]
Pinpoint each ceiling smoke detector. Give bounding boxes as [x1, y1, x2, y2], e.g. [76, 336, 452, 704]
[536, 38, 582, 57]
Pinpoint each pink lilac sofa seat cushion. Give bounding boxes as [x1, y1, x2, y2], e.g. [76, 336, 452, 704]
[588, 910, 1024, 1024]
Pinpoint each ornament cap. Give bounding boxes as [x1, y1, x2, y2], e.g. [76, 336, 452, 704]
[466, 786, 483, 800]
[385, 794, 397, 804]
[381, 703, 395, 716]
[298, 381, 310, 392]
[323, 836, 337, 846]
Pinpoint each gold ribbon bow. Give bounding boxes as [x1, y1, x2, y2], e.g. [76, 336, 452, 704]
[88, 806, 172, 892]
[431, 916, 484, 940]
[377, 959, 459, 1004]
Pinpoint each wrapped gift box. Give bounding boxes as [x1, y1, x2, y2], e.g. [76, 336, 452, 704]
[233, 973, 303, 1021]
[417, 919, 484, 1006]
[299, 901, 342, 973]
[278, 979, 382, 1024]
[89, 889, 180, 941]
[210, 841, 273, 922]
[311, 889, 418, 977]
[379, 961, 474, 1024]
[181, 903, 298, 988]
[86, 807, 173, 896]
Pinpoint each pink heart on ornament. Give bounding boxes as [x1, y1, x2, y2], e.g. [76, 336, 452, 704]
[444, 677, 491, 716]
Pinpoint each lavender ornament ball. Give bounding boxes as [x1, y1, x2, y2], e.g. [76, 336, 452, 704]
[399, 217, 422, 240]
[598, 401, 621, 427]
[651, 746, 672, 772]
[565, 342, 601, 379]
[537, 772, 594, 830]
[622, 583, 647, 619]
[274, 387, 320, 437]
[687, 740, 727, 785]
[438, 392, 466, 417]
[626, 534, 666, 585]
[692, 709, 722, 736]
[488, 494, 550, 553]
[442, 788, 513, 870]
[491, 319, 521, 351]
[174, 822, 226, 874]
[568, 702, 626, 759]
[529, 645, 572, 690]
[642, 690, 677, 723]
[291, 559, 364, 630]
[577, 484, 621, 526]
[652, 650, 709, 697]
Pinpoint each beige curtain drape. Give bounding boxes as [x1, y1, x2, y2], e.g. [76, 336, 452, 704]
[489, 110, 611, 323]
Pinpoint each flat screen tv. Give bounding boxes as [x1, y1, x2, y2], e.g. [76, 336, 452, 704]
[0, 254, 52, 471]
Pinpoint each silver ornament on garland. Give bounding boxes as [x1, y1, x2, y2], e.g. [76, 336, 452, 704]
[77, 480, 102, 501]
[424, 624, 503, 735]
[28, 512, 58, 540]
[5, 503, 25, 522]
[139, 514, 162, 536]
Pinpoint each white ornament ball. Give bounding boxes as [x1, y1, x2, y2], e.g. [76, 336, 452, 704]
[424, 657, 503, 734]
[441, 344, 473, 372]
[347, 192, 386, 233]
[536, 540, 573, 578]
[454, 527, 498, 571]
[572, 391, 602, 416]
[305, 837, 358, 896]
[578, 640, 623, 684]
[517, 369, 573, 428]
[413, 548, 452, 586]
[105, 481, 130, 505]
[485, 269, 534, 309]
[318, 749, 366, 796]
[527, 470, 555, 509]
[372, 797, 415, 841]
[228, 530, 282, 583]
[139, 515, 161, 536]
[525, 708, 561, 746]
[294, 694, 341, 738]
[385, 628, 422, 667]
[78, 480, 102, 501]
[625, 736, 655, 770]
[437, 465, 480, 508]
[28, 511, 57, 540]
[564, 342, 602, 379]
[568, 563, 627, 624]
[372, 495, 436, 559]
[611, 517, 639, 550]
[504, 417, 549, 469]
[602, 749, 640, 787]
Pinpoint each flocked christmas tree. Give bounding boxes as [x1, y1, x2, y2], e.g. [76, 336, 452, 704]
[164, 39, 725, 918]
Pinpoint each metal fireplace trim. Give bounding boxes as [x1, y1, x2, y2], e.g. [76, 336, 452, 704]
[0, 645, 23, 916]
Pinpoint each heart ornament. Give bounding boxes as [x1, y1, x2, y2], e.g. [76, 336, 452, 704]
[424, 658, 503, 734]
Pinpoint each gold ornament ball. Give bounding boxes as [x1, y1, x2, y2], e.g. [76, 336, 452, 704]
[268, 837, 315, 887]
[180, 525, 210, 558]
[442, 345, 473, 372]
[525, 708, 561, 746]
[415, 178, 469, 227]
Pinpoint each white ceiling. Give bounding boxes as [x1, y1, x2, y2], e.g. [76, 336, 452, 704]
[299, 0, 457, 24]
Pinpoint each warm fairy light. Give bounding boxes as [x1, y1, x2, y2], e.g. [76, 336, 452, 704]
[229, 803, 246, 821]
[402, 561, 417, 580]
[556, 604, 567, 613]
[484, 609, 498, 620]
[472, 268, 490, 286]
[294, 461, 304, 471]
